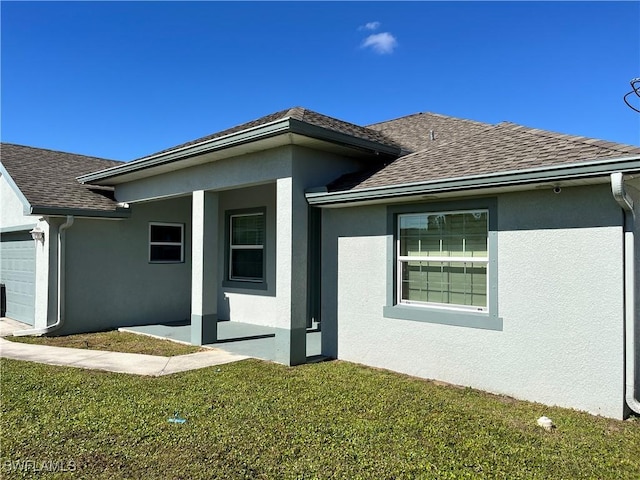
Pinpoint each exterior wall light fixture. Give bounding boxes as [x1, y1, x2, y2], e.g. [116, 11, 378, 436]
[30, 226, 45, 244]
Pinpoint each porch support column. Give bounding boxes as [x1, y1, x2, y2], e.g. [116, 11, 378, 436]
[275, 177, 308, 366]
[191, 190, 218, 346]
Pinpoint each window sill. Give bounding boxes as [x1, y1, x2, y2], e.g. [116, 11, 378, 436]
[222, 280, 268, 291]
[383, 304, 502, 331]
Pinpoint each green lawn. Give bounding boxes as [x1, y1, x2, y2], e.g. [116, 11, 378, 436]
[6, 330, 203, 357]
[1, 358, 639, 479]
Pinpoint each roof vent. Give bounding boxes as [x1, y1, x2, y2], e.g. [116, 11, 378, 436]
[429, 130, 436, 141]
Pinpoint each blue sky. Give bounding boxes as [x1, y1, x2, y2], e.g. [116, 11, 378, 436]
[2, 1, 639, 161]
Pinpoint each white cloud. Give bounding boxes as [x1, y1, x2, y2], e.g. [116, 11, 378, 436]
[361, 32, 398, 55]
[359, 21, 381, 31]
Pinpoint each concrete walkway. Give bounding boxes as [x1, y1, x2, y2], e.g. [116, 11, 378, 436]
[0, 318, 249, 376]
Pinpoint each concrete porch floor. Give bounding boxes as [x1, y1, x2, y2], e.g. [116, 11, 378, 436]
[120, 320, 322, 363]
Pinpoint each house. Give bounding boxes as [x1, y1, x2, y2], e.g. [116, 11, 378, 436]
[1, 107, 639, 420]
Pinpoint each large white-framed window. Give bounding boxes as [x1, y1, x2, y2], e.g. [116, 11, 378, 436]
[149, 223, 184, 263]
[228, 211, 265, 282]
[397, 210, 488, 311]
[384, 199, 501, 330]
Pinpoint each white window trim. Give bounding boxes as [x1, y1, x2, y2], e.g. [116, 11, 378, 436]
[149, 222, 184, 263]
[229, 212, 264, 282]
[396, 209, 489, 312]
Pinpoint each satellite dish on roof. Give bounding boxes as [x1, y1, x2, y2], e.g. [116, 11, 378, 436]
[623, 78, 640, 113]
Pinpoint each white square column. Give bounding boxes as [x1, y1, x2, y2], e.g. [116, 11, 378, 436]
[191, 190, 218, 345]
[275, 177, 308, 365]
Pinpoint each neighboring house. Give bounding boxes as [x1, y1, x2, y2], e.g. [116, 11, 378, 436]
[0, 146, 126, 324]
[1, 107, 640, 420]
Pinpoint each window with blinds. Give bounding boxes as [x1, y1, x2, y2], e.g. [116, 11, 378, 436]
[397, 210, 488, 310]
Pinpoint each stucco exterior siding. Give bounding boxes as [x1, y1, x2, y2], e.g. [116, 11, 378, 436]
[115, 146, 295, 204]
[496, 185, 624, 417]
[113, 145, 366, 334]
[1, 174, 50, 326]
[217, 184, 277, 326]
[62, 196, 192, 334]
[497, 226, 622, 417]
[323, 185, 626, 418]
[1, 174, 34, 228]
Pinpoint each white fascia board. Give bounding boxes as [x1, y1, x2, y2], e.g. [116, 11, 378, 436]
[306, 156, 640, 206]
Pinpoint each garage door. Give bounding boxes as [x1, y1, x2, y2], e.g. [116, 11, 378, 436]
[0, 231, 36, 324]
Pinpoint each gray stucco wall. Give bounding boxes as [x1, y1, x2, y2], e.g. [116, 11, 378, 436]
[217, 184, 277, 326]
[213, 147, 369, 327]
[110, 144, 369, 331]
[61, 196, 192, 334]
[1, 174, 34, 228]
[322, 184, 627, 418]
[115, 147, 295, 204]
[1, 174, 52, 327]
[115, 145, 371, 205]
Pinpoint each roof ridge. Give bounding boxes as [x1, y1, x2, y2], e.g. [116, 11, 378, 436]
[289, 107, 368, 129]
[284, 106, 306, 120]
[137, 106, 402, 160]
[1, 142, 123, 163]
[367, 111, 494, 128]
[277, 107, 403, 149]
[496, 122, 640, 154]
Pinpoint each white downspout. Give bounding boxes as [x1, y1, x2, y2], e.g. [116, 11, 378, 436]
[611, 172, 640, 415]
[14, 215, 74, 336]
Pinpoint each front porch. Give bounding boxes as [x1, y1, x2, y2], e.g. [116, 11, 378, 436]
[121, 320, 323, 362]
[107, 157, 324, 366]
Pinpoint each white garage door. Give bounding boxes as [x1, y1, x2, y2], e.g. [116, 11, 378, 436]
[0, 231, 36, 324]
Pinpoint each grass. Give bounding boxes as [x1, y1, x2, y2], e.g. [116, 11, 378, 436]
[5, 330, 203, 357]
[1, 358, 639, 479]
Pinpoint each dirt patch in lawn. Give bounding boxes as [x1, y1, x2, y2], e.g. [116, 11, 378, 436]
[6, 330, 205, 357]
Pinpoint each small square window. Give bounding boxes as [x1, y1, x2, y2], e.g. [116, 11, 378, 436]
[149, 223, 184, 263]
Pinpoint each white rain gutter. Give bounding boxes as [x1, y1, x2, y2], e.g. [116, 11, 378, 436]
[14, 216, 74, 336]
[611, 172, 640, 415]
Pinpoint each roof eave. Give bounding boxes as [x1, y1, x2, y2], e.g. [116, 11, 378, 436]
[77, 118, 292, 185]
[29, 205, 132, 219]
[78, 117, 400, 185]
[287, 118, 400, 157]
[306, 155, 640, 206]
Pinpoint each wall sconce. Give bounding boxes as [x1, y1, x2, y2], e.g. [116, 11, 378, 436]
[30, 226, 45, 244]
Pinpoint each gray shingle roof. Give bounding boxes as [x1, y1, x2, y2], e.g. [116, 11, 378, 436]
[1, 143, 124, 213]
[6, 109, 639, 208]
[367, 112, 494, 153]
[328, 121, 640, 192]
[146, 106, 400, 158]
